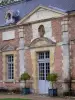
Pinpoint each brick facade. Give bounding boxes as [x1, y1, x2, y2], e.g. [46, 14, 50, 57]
[52, 18, 62, 42]
[0, 11, 75, 95]
[0, 27, 20, 89]
[25, 49, 33, 76]
[54, 46, 63, 80]
[24, 24, 33, 46]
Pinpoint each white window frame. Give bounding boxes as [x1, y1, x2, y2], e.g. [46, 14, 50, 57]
[6, 55, 14, 80]
[37, 51, 50, 80]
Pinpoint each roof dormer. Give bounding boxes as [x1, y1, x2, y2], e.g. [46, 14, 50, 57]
[5, 10, 15, 25]
[5, 10, 20, 25]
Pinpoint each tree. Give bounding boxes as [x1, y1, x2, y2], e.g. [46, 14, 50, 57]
[0, 0, 22, 6]
[47, 73, 58, 89]
[20, 72, 31, 88]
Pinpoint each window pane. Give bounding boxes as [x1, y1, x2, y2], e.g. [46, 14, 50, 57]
[46, 63, 50, 79]
[39, 52, 44, 59]
[7, 55, 14, 79]
[45, 51, 49, 58]
[39, 63, 45, 80]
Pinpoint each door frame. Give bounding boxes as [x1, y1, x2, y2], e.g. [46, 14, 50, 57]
[30, 47, 55, 93]
[37, 51, 50, 94]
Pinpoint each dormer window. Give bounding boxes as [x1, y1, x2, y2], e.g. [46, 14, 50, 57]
[5, 10, 20, 24]
[5, 10, 15, 24]
[7, 13, 11, 20]
[5, 10, 13, 20]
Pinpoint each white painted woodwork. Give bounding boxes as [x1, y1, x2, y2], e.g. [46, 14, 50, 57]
[38, 80, 51, 94]
[2, 30, 15, 40]
[37, 51, 51, 94]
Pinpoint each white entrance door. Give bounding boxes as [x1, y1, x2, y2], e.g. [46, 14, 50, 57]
[37, 51, 51, 94]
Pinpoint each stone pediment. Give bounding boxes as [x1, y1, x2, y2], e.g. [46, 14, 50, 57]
[30, 37, 56, 48]
[17, 6, 66, 25]
[1, 44, 17, 52]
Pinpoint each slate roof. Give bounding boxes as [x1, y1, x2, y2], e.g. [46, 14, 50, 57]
[0, 0, 75, 26]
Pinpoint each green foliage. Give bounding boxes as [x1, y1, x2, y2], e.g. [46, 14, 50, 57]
[0, 0, 22, 6]
[20, 72, 31, 81]
[47, 73, 58, 89]
[47, 73, 57, 83]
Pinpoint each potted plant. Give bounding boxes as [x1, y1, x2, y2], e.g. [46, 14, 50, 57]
[47, 73, 58, 96]
[20, 72, 31, 94]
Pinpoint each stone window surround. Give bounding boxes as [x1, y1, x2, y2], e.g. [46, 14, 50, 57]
[2, 51, 17, 82]
[30, 47, 55, 93]
[6, 55, 14, 80]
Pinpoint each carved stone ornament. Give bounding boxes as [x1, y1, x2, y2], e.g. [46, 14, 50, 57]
[30, 37, 56, 48]
[1, 44, 17, 52]
[38, 25, 45, 37]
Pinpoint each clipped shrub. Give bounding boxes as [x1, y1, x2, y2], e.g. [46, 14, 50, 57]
[20, 72, 31, 88]
[47, 73, 58, 89]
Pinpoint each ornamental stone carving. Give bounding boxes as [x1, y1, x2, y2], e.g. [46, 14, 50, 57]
[38, 25, 45, 37]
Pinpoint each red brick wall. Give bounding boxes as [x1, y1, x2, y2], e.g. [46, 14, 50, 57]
[25, 49, 33, 76]
[0, 82, 20, 89]
[0, 27, 20, 83]
[0, 24, 33, 88]
[15, 51, 20, 80]
[24, 24, 33, 45]
[69, 16, 75, 79]
[70, 44, 75, 78]
[69, 16, 75, 40]
[52, 18, 62, 43]
[51, 18, 63, 79]
[0, 15, 75, 92]
[68, 16, 75, 90]
[23, 24, 33, 76]
[0, 28, 19, 47]
[54, 46, 63, 79]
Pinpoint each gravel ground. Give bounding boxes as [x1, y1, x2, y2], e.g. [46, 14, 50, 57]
[0, 94, 74, 100]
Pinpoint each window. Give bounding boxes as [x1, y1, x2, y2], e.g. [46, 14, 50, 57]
[7, 13, 12, 20]
[38, 51, 49, 60]
[5, 10, 15, 24]
[39, 63, 45, 80]
[38, 52, 44, 59]
[37, 51, 50, 80]
[6, 55, 14, 80]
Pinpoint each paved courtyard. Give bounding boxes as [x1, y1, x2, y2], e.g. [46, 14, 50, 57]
[0, 94, 74, 100]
